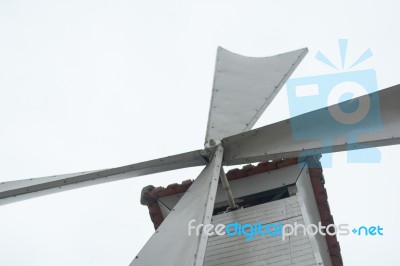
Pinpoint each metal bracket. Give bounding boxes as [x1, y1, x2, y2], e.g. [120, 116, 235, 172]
[200, 145, 218, 163]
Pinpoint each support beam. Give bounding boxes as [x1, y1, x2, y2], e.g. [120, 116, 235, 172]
[219, 168, 237, 210]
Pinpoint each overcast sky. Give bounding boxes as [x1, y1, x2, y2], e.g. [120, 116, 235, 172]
[1, 1, 399, 265]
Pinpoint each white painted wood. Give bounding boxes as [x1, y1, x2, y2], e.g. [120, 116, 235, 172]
[296, 168, 332, 266]
[204, 197, 318, 266]
[205, 47, 308, 146]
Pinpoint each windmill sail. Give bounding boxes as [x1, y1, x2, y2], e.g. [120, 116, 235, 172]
[205, 47, 308, 146]
[130, 146, 224, 266]
[0, 149, 209, 205]
[222, 84, 400, 165]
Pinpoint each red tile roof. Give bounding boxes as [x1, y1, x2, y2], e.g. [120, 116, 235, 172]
[140, 157, 343, 266]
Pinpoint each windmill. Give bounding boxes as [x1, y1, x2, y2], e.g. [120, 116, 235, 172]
[1, 46, 399, 266]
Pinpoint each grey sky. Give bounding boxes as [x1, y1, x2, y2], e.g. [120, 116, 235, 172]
[0, 0, 399, 265]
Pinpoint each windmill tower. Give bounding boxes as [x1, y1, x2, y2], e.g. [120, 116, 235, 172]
[1, 46, 399, 266]
[140, 156, 342, 265]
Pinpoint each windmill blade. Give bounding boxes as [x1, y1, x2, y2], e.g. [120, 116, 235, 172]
[205, 47, 308, 146]
[130, 146, 224, 266]
[0, 149, 209, 205]
[222, 84, 400, 165]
